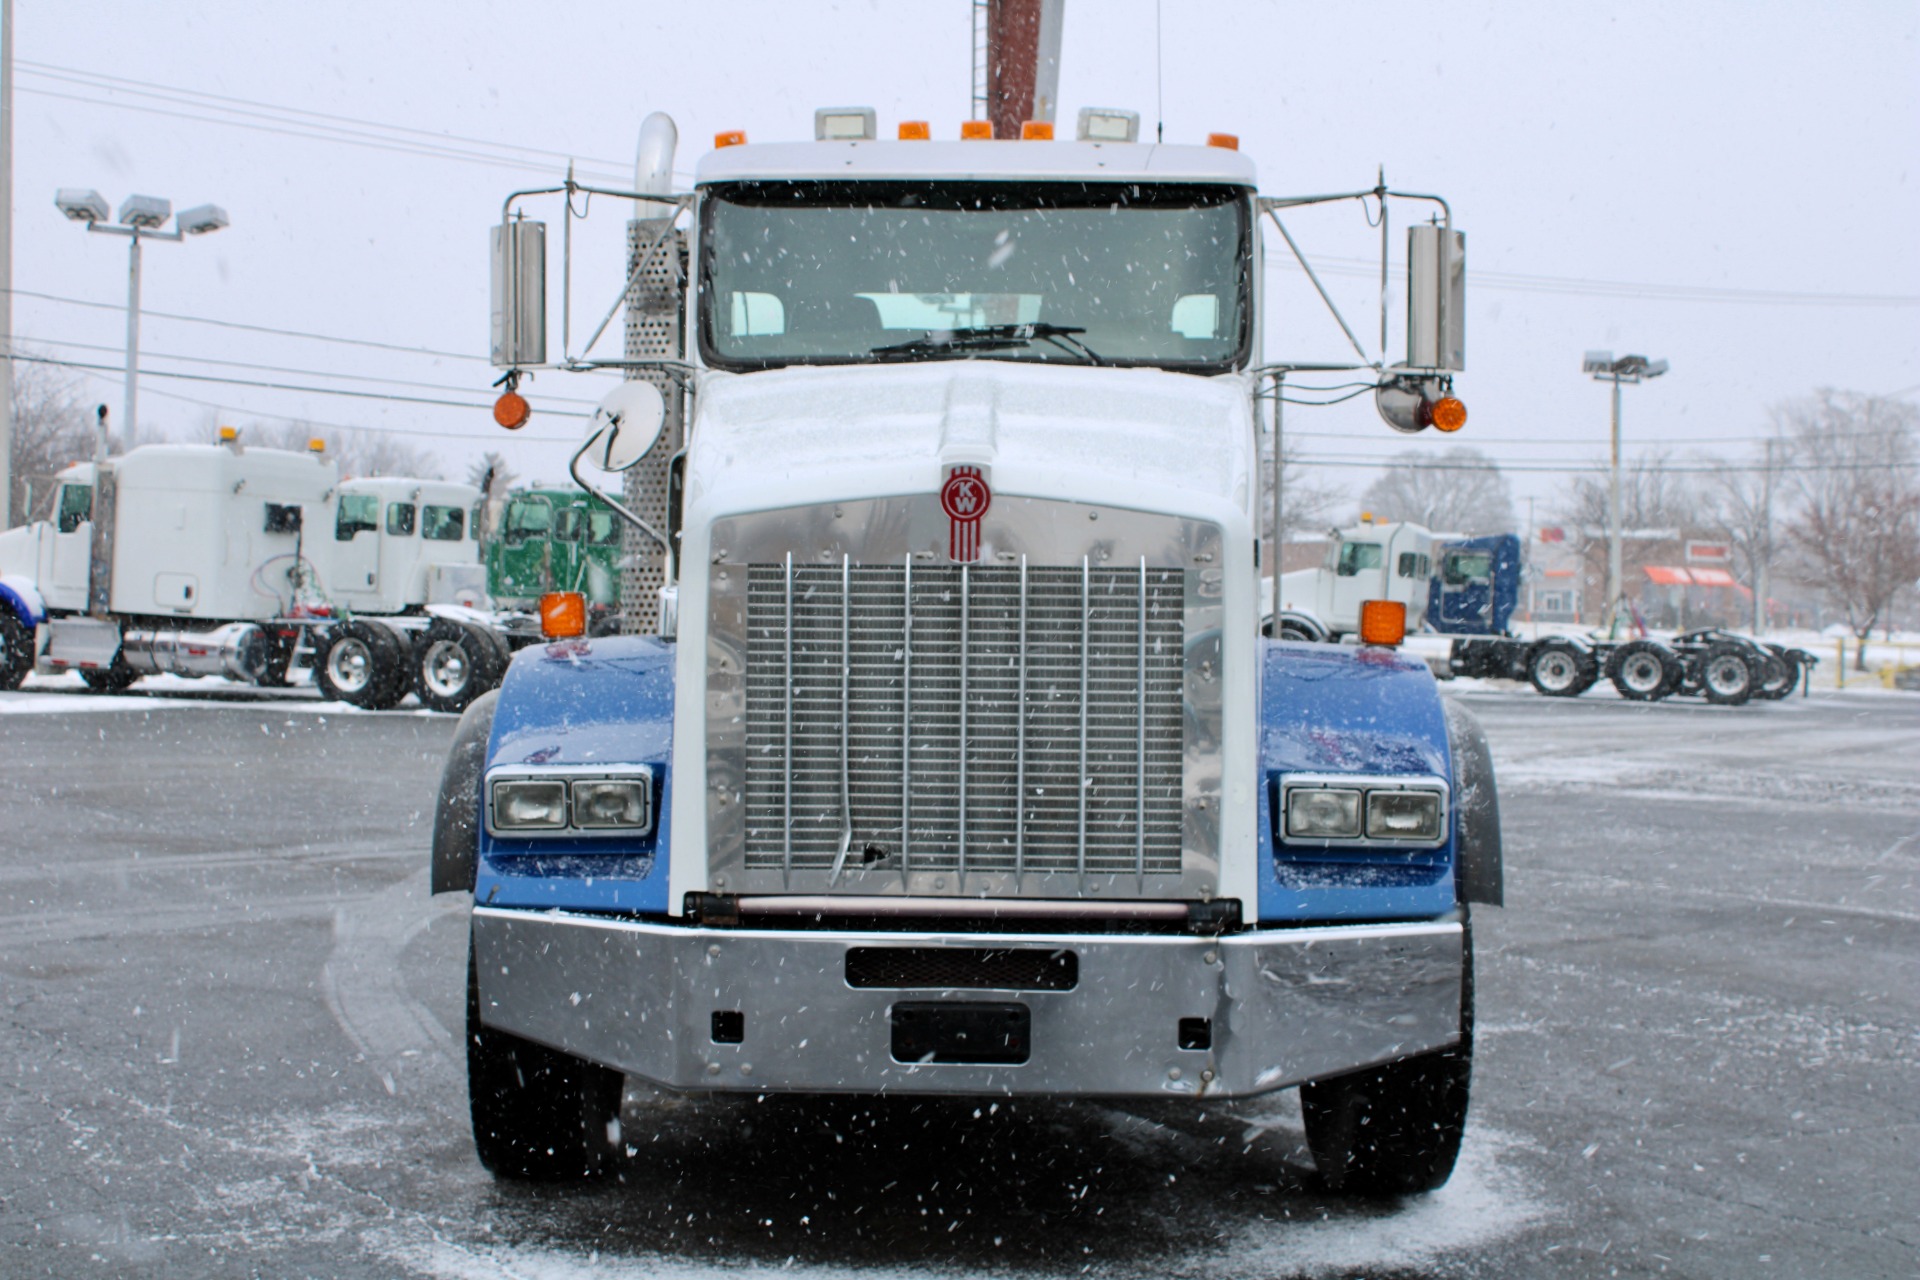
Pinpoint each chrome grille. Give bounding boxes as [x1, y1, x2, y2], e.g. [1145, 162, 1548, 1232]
[743, 558, 1185, 887]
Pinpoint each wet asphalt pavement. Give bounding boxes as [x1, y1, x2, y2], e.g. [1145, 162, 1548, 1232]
[1, 684, 1915, 1278]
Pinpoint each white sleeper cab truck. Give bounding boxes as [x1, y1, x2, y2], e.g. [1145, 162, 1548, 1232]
[0, 439, 510, 712]
[1269, 518, 1438, 642]
[435, 108, 1502, 1196]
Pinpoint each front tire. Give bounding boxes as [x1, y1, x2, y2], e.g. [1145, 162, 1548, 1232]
[1606, 640, 1681, 701]
[0, 611, 33, 691]
[467, 943, 625, 1181]
[1303, 924, 1473, 1196]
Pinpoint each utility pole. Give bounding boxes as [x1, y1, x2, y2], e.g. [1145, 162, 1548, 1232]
[1583, 351, 1669, 637]
[1, 0, 14, 527]
[982, 0, 1063, 138]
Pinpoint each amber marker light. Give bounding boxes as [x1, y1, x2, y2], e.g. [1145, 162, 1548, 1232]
[1359, 600, 1407, 648]
[1206, 132, 1240, 150]
[1430, 396, 1468, 433]
[960, 120, 994, 140]
[898, 121, 930, 140]
[493, 390, 531, 430]
[1021, 120, 1054, 140]
[714, 130, 747, 148]
[307, 438, 326, 454]
[540, 591, 588, 639]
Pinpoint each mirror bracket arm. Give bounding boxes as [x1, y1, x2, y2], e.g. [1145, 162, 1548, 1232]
[568, 429, 672, 560]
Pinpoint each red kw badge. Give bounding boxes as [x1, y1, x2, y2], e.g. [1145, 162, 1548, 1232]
[940, 466, 991, 563]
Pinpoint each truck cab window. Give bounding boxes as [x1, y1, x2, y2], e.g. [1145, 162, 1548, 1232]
[1397, 552, 1421, 579]
[1443, 551, 1492, 586]
[386, 503, 417, 536]
[422, 504, 465, 542]
[503, 497, 551, 544]
[587, 510, 620, 547]
[1337, 542, 1383, 577]
[700, 181, 1251, 373]
[336, 494, 379, 541]
[553, 508, 584, 543]
[56, 484, 93, 534]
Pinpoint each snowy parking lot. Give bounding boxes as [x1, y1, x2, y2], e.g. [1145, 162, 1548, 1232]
[1, 681, 1915, 1278]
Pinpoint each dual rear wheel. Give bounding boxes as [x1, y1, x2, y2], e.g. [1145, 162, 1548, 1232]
[314, 618, 506, 712]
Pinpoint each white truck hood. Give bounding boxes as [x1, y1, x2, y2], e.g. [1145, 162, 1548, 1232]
[683, 361, 1256, 522]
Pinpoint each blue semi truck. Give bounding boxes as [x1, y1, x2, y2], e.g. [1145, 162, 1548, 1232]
[433, 107, 1502, 1195]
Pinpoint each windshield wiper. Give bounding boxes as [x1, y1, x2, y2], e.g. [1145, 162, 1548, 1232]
[869, 323, 1105, 365]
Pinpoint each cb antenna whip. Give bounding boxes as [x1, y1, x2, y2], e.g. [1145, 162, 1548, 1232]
[1155, 0, 1164, 142]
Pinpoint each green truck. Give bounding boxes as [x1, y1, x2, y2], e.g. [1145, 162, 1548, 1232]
[485, 488, 623, 629]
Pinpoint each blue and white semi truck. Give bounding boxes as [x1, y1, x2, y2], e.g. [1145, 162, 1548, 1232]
[434, 107, 1502, 1195]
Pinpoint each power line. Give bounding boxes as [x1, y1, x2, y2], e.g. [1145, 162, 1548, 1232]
[11, 350, 591, 416]
[1267, 255, 1920, 308]
[12, 334, 600, 406]
[7, 286, 484, 363]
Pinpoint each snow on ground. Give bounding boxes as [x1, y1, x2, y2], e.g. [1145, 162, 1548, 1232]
[0, 670, 439, 715]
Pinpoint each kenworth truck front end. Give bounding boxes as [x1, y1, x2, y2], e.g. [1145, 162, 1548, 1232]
[435, 110, 1500, 1196]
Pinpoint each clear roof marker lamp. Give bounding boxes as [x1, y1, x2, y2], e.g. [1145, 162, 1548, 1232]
[1279, 776, 1449, 850]
[488, 769, 655, 838]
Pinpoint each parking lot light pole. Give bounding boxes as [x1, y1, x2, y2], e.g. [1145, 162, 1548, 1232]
[1582, 351, 1669, 637]
[54, 190, 228, 453]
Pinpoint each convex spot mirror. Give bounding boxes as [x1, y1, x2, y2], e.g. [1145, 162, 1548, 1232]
[1375, 370, 1446, 434]
[585, 381, 666, 472]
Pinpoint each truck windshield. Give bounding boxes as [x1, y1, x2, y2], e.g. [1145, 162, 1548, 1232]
[700, 181, 1251, 372]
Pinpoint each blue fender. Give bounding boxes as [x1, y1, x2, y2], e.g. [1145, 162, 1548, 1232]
[0, 575, 47, 628]
[473, 635, 676, 914]
[1255, 639, 1460, 922]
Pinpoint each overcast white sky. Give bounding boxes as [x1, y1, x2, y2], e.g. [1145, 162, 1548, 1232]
[12, 0, 1918, 518]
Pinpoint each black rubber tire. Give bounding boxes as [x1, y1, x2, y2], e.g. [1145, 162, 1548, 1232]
[79, 658, 140, 693]
[314, 621, 407, 709]
[1605, 640, 1681, 701]
[1754, 649, 1798, 701]
[467, 942, 625, 1181]
[413, 618, 506, 714]
[1303, 922, 1473, 1196]
[1526, 640, 1597, 697]
[0, 610, 33, 691]
[1696, 642, 1756, 706]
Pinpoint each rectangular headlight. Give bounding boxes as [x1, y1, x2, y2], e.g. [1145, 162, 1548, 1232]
[1286, 787, 1362, 839]
[1366, 790, 1444, 842]
[491, 779, 568, 831]
[571, 777, 652, 831]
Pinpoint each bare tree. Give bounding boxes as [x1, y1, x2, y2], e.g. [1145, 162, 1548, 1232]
[1261, 436, 1344, 547]
[1359, 446, 1516, 534]
[1775, 390, 1920, 667]
[230, 419, 442, 480]
[467, 451, 517, 541]
[7, 363, 95, 523]
[1703, 436, 1787, 633]
[1555, 451, 1704, 616]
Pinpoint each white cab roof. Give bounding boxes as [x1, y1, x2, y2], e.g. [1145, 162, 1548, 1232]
[695, 139, 1258, 187]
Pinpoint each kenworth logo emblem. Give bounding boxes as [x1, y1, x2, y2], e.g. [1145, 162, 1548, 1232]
[940, 465, 991, 563]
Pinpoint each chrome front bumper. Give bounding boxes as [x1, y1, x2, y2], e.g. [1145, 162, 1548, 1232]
[471, 907, 1463, 1099]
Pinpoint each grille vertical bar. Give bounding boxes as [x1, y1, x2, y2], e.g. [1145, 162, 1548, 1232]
[900, 554, 912, 885]
[1077, 556, 1090, 892]
[1136, 555, 1147, 894]
[743, 562, 1185, 885]
[783, 551, 794, 888]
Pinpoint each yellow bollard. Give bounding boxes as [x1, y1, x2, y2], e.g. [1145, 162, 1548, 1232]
[1835, 638, 1845, 689]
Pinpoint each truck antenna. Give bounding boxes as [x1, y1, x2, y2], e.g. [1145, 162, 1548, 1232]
[1155, 0, 1165, 143]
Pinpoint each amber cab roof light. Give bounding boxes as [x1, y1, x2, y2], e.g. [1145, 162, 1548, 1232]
[1020, 120, 1054, 140]
[713, 130, 747, 149]
[897, 121, 931, 140]
[1359, 599, 1407, 648]
[960, 120, 994, 140]
[540, 591, 588, 640]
